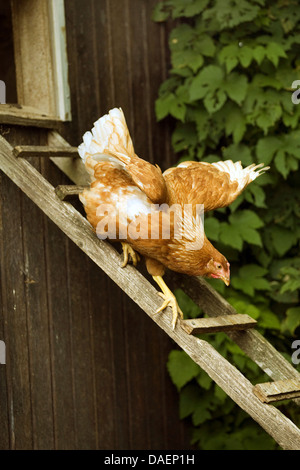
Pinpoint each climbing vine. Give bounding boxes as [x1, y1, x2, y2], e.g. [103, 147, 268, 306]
[153, 0, 300, 450]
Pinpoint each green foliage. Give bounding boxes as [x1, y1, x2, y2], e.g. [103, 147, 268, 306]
[153, 0, 300, 450]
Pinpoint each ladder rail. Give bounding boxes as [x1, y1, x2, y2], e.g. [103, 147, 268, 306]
[169, 273, 300, 389]
[1, 134, 300, 450]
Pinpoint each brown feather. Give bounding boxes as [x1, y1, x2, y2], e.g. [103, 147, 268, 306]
[79, 109, 268, 286]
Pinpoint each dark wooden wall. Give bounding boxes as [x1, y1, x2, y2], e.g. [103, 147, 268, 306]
[0, 0, 194, 450]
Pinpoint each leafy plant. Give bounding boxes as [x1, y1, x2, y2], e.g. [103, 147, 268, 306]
[153, 0, 300, 450]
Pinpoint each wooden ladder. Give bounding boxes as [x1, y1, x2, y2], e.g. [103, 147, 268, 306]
[0, 131, 300, 450]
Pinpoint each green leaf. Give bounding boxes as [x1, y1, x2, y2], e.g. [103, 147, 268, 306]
[224, 73, 248, 105]
[205, 0, 260, 29]
[243, 88, 282, 132]
[252, 45, 265, 65]
[196, 370, 212, 390]
[227, 298, 260, 319]
[172, 49, 204, 73]
[256, 136, 282, 165]
[192, 398, 212, 425]
[171, 0, 210, 18]
[265, 42, 287, 67]
[274, 150, 288, 178]
[241, 227, 263, 247]
[189, 65, 224, 101]
[238, 45, 253, 68]
[155, 94, 175, 121]
[270, 226, 297, 256]
[205, 217, 220, 242]
[223, 144, 253, 166]
[252, 74, 282, 90]
[204, 89, 227, 113]
[179, 384, 202, 419]
[156, 90, 187, 121]
[232, 264, 270, 296]
[225, 108, 246, 143]
[195, 34, 216, 58]
[167, 351, 200, 390]
[219, 210, 264, 251]
[174, 289, 202, 318]
[171, 123, 197, 153]
[151, 1, 171, 22]
[281, 279, 300, 294]
[259, 310, 281, 330]
[218, 44, 239, 73]
[170, 99, 186, 121]
[229, 210, 264, 230]
[219, 223, 243, 250]
[247, 184, 266, 208]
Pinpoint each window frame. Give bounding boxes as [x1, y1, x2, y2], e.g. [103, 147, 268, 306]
[0, 0, 71, 128]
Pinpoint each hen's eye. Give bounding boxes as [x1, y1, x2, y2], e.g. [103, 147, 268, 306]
[216, 264, 222, 269]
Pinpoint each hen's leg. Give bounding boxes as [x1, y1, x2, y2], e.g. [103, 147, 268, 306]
[121, 242, 140, 267]
[152, 275, 184, 329]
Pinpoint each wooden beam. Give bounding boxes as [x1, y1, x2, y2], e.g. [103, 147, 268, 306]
[55, 185, 87, 201]
[13, 145, 79, 159]
[253, 379, 300, 403]
[0, 104, 59, 128]
[1, 134, 300, 450]
[181, 314, 257, 335]
[169, 273, 300, 395]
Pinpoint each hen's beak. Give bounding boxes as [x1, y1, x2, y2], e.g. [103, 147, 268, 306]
[221, 276, 230, 286]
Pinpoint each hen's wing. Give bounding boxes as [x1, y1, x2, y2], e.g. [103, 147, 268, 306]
[78, 108, 166, 204]
[163, 160, 269, 212]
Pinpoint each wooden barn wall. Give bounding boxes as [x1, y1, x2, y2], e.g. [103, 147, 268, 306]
[0, 0, 194, 450]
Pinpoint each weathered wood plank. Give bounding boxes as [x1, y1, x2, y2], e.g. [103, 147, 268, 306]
[0, 104, 59, 128]
[181, 314, 257, 335]
[0, 169, 32, 449]
[55, 185, 87, 201]
[14, 145, 79, 159]
[40, 155, 77, 450]
[20, 157, 55, 449]
[253, 379, 300, 404]
[48, 131, 90, 186]
[66, 242, 98, 450]
[1, 135, 300, 450]
[0, 170, 11, 450]
[1, 127, 56, 449]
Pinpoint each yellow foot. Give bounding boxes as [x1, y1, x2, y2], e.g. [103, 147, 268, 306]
[153, 275, 184, 329]
[121, 242, 140, 268]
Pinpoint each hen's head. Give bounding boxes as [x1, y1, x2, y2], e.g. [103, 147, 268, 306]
[205, 256, 230, 286]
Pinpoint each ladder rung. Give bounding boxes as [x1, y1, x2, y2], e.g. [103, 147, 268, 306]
[55, 185, 87, 200]
[13, 145, 79, 158]
[253, 379, 300, 403]
[181, 314, 257, 335]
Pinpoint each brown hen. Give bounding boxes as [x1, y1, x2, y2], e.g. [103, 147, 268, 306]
[78, 108, 269, 328]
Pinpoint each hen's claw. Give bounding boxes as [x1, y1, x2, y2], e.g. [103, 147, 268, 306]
[121, 242, 140, 268]
[153, 275, 184, 329]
